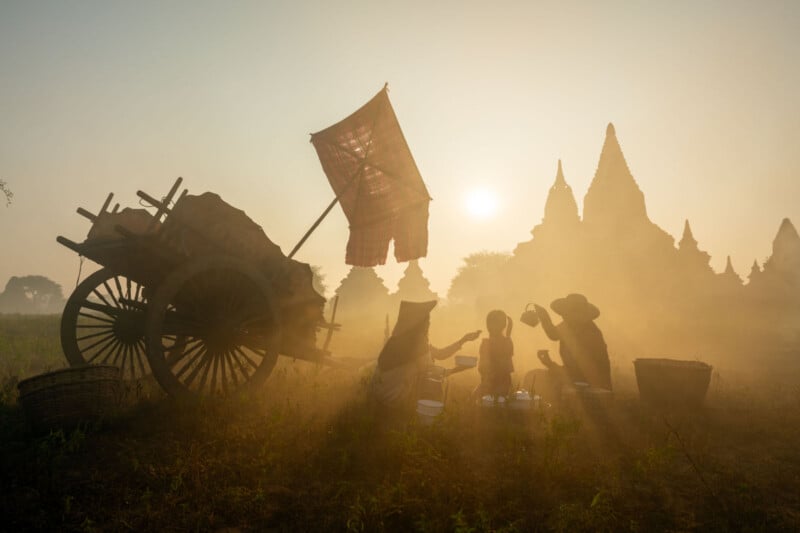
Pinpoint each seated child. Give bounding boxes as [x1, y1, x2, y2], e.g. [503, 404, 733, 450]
[474, 310, 514, 399]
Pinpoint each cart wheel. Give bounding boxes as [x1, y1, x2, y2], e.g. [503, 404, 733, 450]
[145, 255, 281, 398]
[61, 268, 150, 381]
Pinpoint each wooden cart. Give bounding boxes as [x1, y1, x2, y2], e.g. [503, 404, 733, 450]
[57, 178, 338, 398]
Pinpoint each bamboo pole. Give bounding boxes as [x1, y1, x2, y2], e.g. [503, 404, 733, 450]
[287, 196, 340, 259]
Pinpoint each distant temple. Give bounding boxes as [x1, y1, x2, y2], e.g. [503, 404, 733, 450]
[330, 267, 392, 356]
[461, 123, 800, 366]
[329, 260, 440, 355]
[393, 260, 438, 303]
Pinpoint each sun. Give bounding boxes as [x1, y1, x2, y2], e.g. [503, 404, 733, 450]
[464, 187, 499, 219]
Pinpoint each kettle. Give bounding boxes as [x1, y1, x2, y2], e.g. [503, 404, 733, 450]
[520, 303, 540, 328]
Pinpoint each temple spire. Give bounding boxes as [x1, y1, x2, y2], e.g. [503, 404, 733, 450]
[678, 220, 698, 251]
[720, 255, 742, 285]
[676, 219, 711, 271]
[724, 256, 735, 274]
[554, 159, 566, 187]
[748, 259, 761, 284]
[583, 123, 648, 227]
[764, 217, 800, 274]
[540, 159, 579, 230]
[777, 218, 799, 239]
[774, 218, 800, 250]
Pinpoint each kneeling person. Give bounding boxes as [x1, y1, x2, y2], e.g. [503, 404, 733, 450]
[372, 300, 480, 409]
[525, 294, 611, 400]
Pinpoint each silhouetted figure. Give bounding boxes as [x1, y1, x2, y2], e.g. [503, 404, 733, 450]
[371, 300, 480, 408]
[473, 310, 514, 399]
[525, 294, 611, 400]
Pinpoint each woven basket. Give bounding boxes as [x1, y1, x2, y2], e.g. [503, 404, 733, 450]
[17, 365, 121, 432]
[634, 358, 712, 410]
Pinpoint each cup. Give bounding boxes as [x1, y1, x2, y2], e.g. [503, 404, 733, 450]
[537, 349, 551, 365]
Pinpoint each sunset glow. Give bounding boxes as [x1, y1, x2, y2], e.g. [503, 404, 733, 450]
[2, 3, 800, 530]
[464, 187, 499, 220]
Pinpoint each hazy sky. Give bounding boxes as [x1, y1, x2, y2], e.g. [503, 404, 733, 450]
[1, 1, 798, 298]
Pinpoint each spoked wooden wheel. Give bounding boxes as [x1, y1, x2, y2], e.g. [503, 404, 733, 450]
[61, 268, 150, 381]
[145, 255, 281, 398]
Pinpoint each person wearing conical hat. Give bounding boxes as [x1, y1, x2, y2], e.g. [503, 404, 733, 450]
[372, 300, 481, 408]
[524, 294, 611, 398]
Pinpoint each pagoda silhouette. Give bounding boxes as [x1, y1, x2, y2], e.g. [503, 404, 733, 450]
[329, 267, 392, 357]
[393, 259, 438, 304]
[470, 123, 800, 368]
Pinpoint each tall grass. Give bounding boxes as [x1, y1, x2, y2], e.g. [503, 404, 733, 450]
[0, 314, 65, 404]
[1, 315, 799, 531]
[0, 314, 64, 374]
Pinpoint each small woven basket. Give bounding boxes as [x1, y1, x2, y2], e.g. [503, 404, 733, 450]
[634, 358, 712, 410]
[17, 365, 121, 432]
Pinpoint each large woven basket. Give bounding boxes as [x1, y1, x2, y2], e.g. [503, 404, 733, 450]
[633, 358, 712, 410]
[17, 365, 121, 432]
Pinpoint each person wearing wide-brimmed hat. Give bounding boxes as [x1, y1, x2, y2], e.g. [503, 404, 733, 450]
[524, 293, 611, 398]
[372, 300, 481, 408]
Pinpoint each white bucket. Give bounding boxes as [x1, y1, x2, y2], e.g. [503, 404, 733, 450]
[417, 399, 444, 425]
[419, 377, 444, 402]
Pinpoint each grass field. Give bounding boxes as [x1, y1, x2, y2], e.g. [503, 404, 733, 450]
[1, 314, 799, 532]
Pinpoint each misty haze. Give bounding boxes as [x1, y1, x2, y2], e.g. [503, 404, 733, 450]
[2, 2, 800, 532]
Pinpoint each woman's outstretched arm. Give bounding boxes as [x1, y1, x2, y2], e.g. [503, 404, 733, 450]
[430, 330, 481, 360]
[534, 305, 560, 341]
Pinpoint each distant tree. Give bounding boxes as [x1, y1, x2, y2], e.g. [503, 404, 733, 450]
[447, 252, 511, 306]
[0, 179, 11, 206]
[0, 275, 66, 314]
[310, 265, 328, 299]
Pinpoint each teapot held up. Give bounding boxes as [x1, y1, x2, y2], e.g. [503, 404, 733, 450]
[520, 303, 540, 328]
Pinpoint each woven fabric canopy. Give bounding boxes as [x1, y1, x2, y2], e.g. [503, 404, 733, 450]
[310, 86, 431, 266]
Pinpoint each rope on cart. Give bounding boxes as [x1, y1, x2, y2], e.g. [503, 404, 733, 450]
[74, 256, 85, 289]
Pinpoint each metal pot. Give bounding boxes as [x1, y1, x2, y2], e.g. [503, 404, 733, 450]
[520, 303, 540, 328]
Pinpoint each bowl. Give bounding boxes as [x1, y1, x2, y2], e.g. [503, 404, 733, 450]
[510, 390, 533, 410]
[514, 389, 532, 401]
[454, 355, 477, 367]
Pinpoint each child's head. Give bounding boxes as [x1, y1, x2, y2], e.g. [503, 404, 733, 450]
[486, 310, 507, 335]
